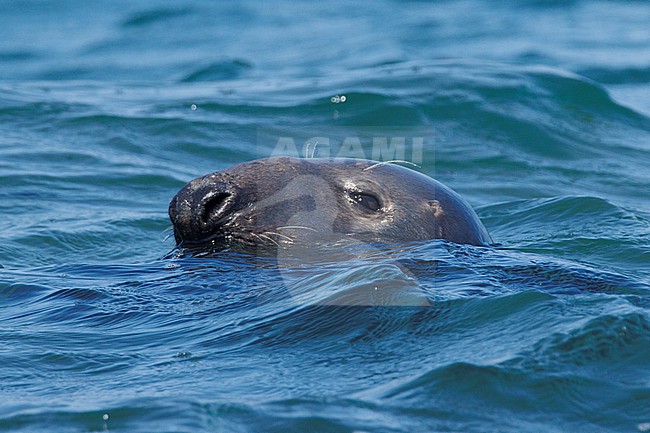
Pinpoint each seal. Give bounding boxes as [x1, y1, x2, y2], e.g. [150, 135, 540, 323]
[169, 157, 492, 248]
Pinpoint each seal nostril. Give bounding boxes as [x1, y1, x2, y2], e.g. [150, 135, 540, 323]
[201, 192, 232, 224]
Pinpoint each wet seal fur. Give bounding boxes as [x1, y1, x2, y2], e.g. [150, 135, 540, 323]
[169, 157, 492, 249]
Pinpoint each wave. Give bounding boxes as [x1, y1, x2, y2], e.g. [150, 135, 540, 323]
[180, 59, 253, 83]
[121, 7, 195, 28]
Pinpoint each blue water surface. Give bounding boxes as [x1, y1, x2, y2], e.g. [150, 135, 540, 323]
[1, 1, 650, 432]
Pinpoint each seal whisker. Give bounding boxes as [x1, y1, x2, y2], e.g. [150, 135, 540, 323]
[304, 140, 319, 159]
[363, 160, 421, 171]
[276, 225, 319, 232]
[256, 233, 281, 247]
[263, 231, 295, 243]
[311, 140, 319, 159]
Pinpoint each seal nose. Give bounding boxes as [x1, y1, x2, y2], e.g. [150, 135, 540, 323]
[169, 176, 237, 245]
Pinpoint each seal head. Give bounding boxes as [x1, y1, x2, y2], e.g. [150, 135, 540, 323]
[169, 157, 491, 248]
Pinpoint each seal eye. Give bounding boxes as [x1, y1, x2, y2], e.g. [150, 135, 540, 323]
[349, 191, 381, 212]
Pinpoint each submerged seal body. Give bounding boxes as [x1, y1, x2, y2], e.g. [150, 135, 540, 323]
[169, 157, 491, 249]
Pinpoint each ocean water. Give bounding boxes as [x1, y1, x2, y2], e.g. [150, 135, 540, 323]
[2, 1, 650, 432]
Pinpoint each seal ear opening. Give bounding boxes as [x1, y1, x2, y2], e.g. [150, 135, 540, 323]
[428, 200, 445, 219]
